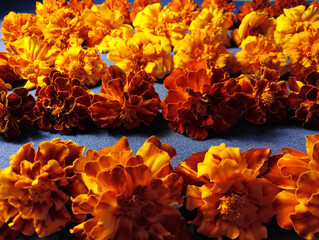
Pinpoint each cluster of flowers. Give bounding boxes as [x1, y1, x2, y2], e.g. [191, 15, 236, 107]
[1, 134, 319, 239]
[0, 0, 319, 141]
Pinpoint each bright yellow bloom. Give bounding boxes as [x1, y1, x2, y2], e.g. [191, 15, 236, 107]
[274, 5, 319, 47]
[173, 30, 235, 72]
[108, 32, 173, 79]
[55, 40, 107, 87]
[133, 3, 187, 47]
[8, 36, 60, 89]
[81, 3, 134, 53]
[103, 0, 131, 24]
[165, 0, 200, 26]
[71, 136, 190, 240]
[235, 35, 287, 76]
[189, 6, 230, 46]
[283, 31, 319, 75]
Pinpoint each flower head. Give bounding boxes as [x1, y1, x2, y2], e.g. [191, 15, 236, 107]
[0, 79, 36, 139]
[267, 0, 308, 18]
[103, 0, 131, 24]
[0, 52, 20, 82]
[34, 71, 93, 134]
[236, 0, 270, 24]
[237, 68, 289, 125]
[130, 0, 161, 22]
[264, 134, 319, 239]
[71, 136, 190, 240]
[108, 31, 173, 79]
[235, 35, 287, 75]
[81, 3, 134, 53]
[55, 40, 107, 87]
[161, 60, 242, 140]
[89, 65, 160, 129]
[177, 143, 279, 240]
[173, 30, 235, 73]
[8, 36, 60, 89]
[0, 138, 86, 237]
[288, 68, 319, 129]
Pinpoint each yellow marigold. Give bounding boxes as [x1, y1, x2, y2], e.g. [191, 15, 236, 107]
[235, 35, 287, 76]
[81, 3, 134, 53]
[130, 0, 161, 23]
[0, 139, 87, 237]
[36, 0, 67, 24]
[104, 0, 132, 24]
[165, 0, 200, 27]
[201, 0, 236, 12]
[133, 3, 187, 47]
[1, 12, 43, 53]
[236, 11, 275, 45]
[189, 6, 230, 46]
[264, 134, 319, 239]
[108, 32, 173, 79]
[8, 36, 60, 89]
[173, 30, 235, 72]
[71, 136, 190, 240]
[178, 144, 280, 240]
[55, 40, 107, 87]
[274, 5, 319, 47]
[0, 52, 20, 82]
[283, 31, 319, 75]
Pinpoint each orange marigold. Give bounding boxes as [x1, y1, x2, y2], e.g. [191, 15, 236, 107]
[236, 0, 270, 24]
[34, 71, 93, 134]
[288, 68, 319, 129]
[108, 32, 173, 79]
[161, 60, 242, 141]
[71, 136, 190, 240]
[133, 3, 187, 47]
[264, 134, 319, 239]
[55, 40, 107, 87]
[165, 0, 200, 27]
[274, 5, 319, 47]
[189, 6, 230, 46]
[0, 52, 20, 83]
[130, 0, 161, 23]
[235, 35, 287, 76]
[283, 31, 319, 75]
[0, 79, 36, 139]
[81, 3, 134, 53]
[8, 36, 60, 89]
[173, 30, 235, 73]
[267, 0, 308, 18]
[237, 68, 289, 125]
[89, 65, 160, 129]
[177, 143, 280, 240]
[0, 138, 87, 237]
[1, 12, 43, 53]
[104, 0, 131, 24]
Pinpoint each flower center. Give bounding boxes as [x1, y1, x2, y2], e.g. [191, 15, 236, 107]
[121, 194, 144, 220]
[218, 193, 248, 220]
[29, 184, 51, 204]
[261, 90, 275, 107]
[191, 101, 210, 120]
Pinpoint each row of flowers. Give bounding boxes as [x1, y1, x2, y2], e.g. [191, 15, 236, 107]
[1, 134, 319, 239]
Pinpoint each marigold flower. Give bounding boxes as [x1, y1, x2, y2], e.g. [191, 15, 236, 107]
[235, 11, 275, 45]
[178, 143, 280, 239]
[283, 31, 319, 75]
[103, 0, 131, 24]
[0, 79, 36, 139]
[71, 136, 190, 240]
[236, 0, 270, 24]
[264, 134, 319, 239]
[34, 71, 93, 134]
[0, 138, 87, 237]
[165, 0, 200, 27]
[1, 12, 43, 53]
[130, 0, 161, 22]
[274, 5, 319, 47]
[237, 68, 289, 125]
[311, 1, 319, 8]
[89, 65, 160, 129]
[8, 36, 60, 89]
[161, 60, 242, 140]
[133, 3, 187, 47]
[267, 0, 308, 18]
[55, 41, 107, 87]
[0, 52, 20, 83]
[108, 32, 173, 79]
[173, 30, 235, 73]
[235, 35, 287, 76]
[189, 7, 230, 46]
[81, 3, 134, 53]
[288, 68, 319, 129]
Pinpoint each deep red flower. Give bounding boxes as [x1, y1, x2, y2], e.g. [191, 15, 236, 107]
[34, 70, 93, 134]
